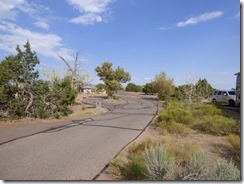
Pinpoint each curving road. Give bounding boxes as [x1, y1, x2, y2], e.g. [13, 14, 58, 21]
[0, 94, 159, 180]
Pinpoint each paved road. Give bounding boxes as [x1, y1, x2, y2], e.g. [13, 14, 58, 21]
[0, 94, 159, 180]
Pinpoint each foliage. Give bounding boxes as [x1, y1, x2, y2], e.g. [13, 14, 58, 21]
[0, 41, 77, 119]
[95, 62, 131, 98]
[167, 142, 199, 166]
[227, 134, 240, 150]
[192, 104, 223, 118]
[175, 79, 214, 101]
[125, 83, 142, 92]
[143, 145, 175, 180]
[195, 78, 215, 99]
[194, 115, 238, 136]
[128, 139, 155, 158]
[207, 159, 240, 180]
[108, 156, 147, 180]
[142, 82, 156, 95]
[96, 83, 105, 92]
[152, 72, 175, 101]
[156, 107, 193, 125]
[181, 151, 208, 180]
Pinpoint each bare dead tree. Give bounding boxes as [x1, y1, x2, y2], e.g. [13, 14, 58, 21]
[58, 52, 89, 90]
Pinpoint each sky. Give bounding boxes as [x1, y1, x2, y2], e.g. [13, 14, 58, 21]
[0, 0, 241, 90]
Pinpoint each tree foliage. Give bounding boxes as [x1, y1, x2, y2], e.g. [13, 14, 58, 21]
[95, 62, 131, 98]
[96, 83, 105, 92]
[143, 82, 157, 95]
[126, 83, 142, 92]
[152, 72, 175, 100]
[175, 78, 214, 101]
[0, 41, 77, 119]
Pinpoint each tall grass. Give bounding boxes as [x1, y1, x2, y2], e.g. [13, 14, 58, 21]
[194, 115, 238, 136]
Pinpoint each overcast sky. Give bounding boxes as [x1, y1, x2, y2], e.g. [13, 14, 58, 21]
[0, 0, 241, 89]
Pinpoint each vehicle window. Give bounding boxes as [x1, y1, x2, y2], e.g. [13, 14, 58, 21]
[222, 91, 227, 96]
[217, 91, 222, 95]
[228, 91, 236, 95]
[214, 91, 217, 95]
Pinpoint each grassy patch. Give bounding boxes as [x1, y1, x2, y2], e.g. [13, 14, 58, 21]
[227, 134, 240, 150]
[194, 115, 238, 136]
[108, 156, 147, 180]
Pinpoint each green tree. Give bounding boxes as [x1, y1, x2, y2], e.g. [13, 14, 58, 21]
[96, 83, 105, 91]
[143, 82, 156, 95]
[195, 78, 215, 99]
[0, 41, 40, 117]
[126, 83, 142, 92]
[0, 41, 78, 119]
[152, 72, 175, 101]
[95, 62, 131, 98]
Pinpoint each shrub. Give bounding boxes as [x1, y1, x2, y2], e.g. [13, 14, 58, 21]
[167, 142, 199, 166]
[207, 159, 240, 180]
[182, 151, 208, 180]
[157, 108, 193, 125]
[194, 115, 237, 136]
[143, 145, 175, 180]
[128, 139, 155, 158]
[108, 156, 147, 180]
[197, 104, 223, 116]
[227, 134, 240, 150]
[125, 156, 147, 180]
[125, 83, 142, 92]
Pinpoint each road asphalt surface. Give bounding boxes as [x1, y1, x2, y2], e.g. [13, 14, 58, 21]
[0, 94, 159, 180]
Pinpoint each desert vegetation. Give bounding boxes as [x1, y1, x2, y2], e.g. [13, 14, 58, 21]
[107, 100, 240, 180]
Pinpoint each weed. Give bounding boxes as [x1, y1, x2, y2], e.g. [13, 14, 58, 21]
[194, 115, 237, 136]
[181, 151, 208, 180]
[227, 134, 240, 150]
[207, 159, 240, 180]
[128, 139, 155, 158]
[108, 155, 147, 180]
[167, 142, 199, 166]
[81, 106, 87, 111]
[125, 156, 147, 180]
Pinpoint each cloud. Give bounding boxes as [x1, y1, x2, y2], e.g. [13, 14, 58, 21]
[67, 0, 115, 25]
[176, 11, 223, 27]
[144, 77, 151, 80]
[0, 0, 26, 20]
[0, 0, 52, 30]
[34, 21, 49, 30]
[0, 21, 74, 61]
[69, 13, 103, 25]
[157, 26, 170, 31]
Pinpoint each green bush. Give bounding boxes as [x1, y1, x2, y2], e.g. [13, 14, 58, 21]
[125, 156, 147, 180]
[125, 83, 142, 92]
[108, 156, 147, 180]
[143, 145, 175, 180]
[207, 159, 240, 180]
[194, 115, 238, 136]
[192, 104, 223, 118]
[156, 108, 193, 125]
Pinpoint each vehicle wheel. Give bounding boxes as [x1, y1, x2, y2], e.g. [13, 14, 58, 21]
[212, 99, 217, 104]
[229, 100, 235, 107]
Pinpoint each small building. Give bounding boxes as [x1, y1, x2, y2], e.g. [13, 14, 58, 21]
[81, 85, 93, 93]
